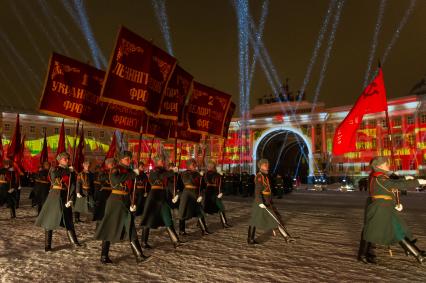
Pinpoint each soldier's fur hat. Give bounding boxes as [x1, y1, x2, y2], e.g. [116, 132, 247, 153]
[207, 160, 216, 170]
[370, 156, 389, 170]
[257, 159, 269, 168]
[56, 152, 70, 161]
[186, 158, 197, 167]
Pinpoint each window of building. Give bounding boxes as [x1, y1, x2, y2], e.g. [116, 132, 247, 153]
[393, 117, 402, 127]
[421, 113, 426, 124]
[407, 115, 414, 125]
[87, 131, 92, 137]
[4, 124, 10, 131]
[54, 128, 59, 134]
[30, 126, 35, 133]
[100, 131, 105, 138]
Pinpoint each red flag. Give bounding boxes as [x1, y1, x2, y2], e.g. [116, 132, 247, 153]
[73, 125, 85, 172]
[7, 114, 21, 160]
[56, 120, 66, 155]
[333, 69, 387, 155]
[40, 131, 48, 165]
[103, 131, 117, 166]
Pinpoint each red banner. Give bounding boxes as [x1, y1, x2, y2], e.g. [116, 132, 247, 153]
[39, 53, 108, 124]
[187, 82, 232, 137]
[101, 103, 146, 134]
[100, 26, 176, 116]
[157, 65, 193, 121]
[171, 122, 202, 143]
[222, 101, 235, 138]
[145, 116, 171, 140]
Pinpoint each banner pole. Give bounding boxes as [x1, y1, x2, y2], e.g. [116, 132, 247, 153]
[385, 109, 396, 171]
[67, 120, 79, 203]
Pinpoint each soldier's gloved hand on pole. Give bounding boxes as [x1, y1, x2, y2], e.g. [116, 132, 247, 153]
[172, 195, 179, 203]
[199, 171, 205, 176]
[7, 188, 15, 194]
[130, 205, 137, 212]
[197, 196, 203, 203]
[395, 203, 403, 211]
[77, 193, 83, 198]
[133, 168, 140, 175]
[259, 203, 266, 209]
[65, 200, 73, 208]
[172, 167, 179, 173]
[18, 186, 22, 190]
[217, 192, 223, 199]
[417, 179, 426, 185]
[68, 166, 74, 172]
[405, 176, 415, 180]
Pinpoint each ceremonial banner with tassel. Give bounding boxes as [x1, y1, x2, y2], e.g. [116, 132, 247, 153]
[145, 116, 171, 140]
[100, 26, 176, 116]
[39, 53, 108, 124]
[187, 82, 232, 137]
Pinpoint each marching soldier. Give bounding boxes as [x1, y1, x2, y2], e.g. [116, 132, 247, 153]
[140, 156, 181, 248]
[178, 158, 210, 236]
[358, 156, 426, 264]
[74, 160, 95, 221]
[134, 161, 150, 218]
[93, 160, 114, 222]
[203, 160, 231, 229]
[248, 159, 294, 245]
[33, 161, 51, 215]
[94, 151, 149, 264]
[35, 152, 81, 251]
[0, 160, 17, 218]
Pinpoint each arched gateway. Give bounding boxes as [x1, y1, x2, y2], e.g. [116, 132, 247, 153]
[252, 127, 314, 180]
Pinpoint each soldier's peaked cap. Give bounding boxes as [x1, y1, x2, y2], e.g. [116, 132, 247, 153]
[56, 152, 70, 161]
[257, 159, 269, 167]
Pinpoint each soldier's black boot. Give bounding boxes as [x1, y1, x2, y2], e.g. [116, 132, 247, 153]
[219, 212, 232, 228]
[74, 212, 81, 223]
[10, 206, 16, 219]
[45, 230, 53, 252]
[198, 217, 211, 236]
[247, 226, 258, 245]
[66, 229, 81, 247]
[400, 238, 426, 264]
[179, 220, 187, 236]
[357, 239, 377, 264]
[130, 239, 150, 263]
[141, 227, 152, 249]
[166, 226, 182, 248]
[278, 226, 296, 243]
[100, 241, 112, 264]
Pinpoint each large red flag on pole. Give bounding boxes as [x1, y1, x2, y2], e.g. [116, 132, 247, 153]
[40, 131, 48, 165]
[7, 114, 21, 160]
[56, 120, 66, 155]
[333, 68, 387, 155]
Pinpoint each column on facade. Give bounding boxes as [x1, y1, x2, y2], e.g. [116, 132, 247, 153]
[321, 123, 326, 154]
[311, 124, 315, 154]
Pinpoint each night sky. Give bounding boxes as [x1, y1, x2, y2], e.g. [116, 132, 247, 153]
[0, 0, 425, 115]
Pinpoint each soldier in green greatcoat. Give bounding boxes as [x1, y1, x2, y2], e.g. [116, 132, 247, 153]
[178, 158, 210, 236]
[94, 151, 149, 264]
[74, 160, 95, 221]
[0, 160, 17, 219]
[140, 156, 181, 248]
[358, 156, 426, 264]
[33, 161, 51, 215]
[202, 160, 231, 228]
[248, 159, 295, 244]
[134, 161, 150, 218]
[35, 152, 81, 251]
[92, 159, 114, 222]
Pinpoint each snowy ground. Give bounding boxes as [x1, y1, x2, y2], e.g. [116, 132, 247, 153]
[1, 188, 425, 282]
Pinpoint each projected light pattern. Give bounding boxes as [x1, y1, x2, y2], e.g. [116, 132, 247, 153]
[152, 0, 174, 55]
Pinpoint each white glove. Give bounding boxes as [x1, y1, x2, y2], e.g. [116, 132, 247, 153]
[172, 167, 179, 173]
[8, 167, 14, 172]
[133, 168, 140, 175]
[418, 179, 426, 185]
[217, 193, 223, 199]
[8, 188, 15, 194]
[130, 205, 137, 212]
[197, 196, 203, 203]
[395, 204, 403, 211]
[172, 195, 179, 203]
[77, 193, 82, 198]
[144, 192, 148, 197]
[259, 203, 266, 209]
[199, 171, 204, 176]
[65, 201, 73, 208]
[68, 166, 74, 172]
[405, 176, 415, 180]
[18, 186, 22, 190]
